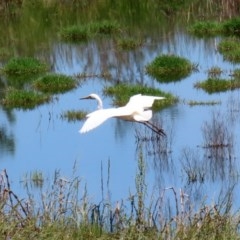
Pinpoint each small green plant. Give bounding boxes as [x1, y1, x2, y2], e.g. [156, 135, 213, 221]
[116, 37, 143, 50]
[61, 110, 87, 122]
[3, 57, 48, 75]
[194, 78, 240, 93]
[1, 88, 51, 109]
[207, 66, 223, 78]
[33, 74, 77, 94]
[104, 83, 178, 110]
[89, 20, 121, 35]
[60, 25, 90, 41]
[146, 54, 193, 82]
[188, 21, 223, 36]
[218, 37, 240, 63]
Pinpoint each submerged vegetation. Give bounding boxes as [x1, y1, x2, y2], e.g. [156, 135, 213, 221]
[146, 54, 194, 82]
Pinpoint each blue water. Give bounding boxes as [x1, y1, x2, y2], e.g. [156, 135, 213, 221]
[1, 27, 240, 210]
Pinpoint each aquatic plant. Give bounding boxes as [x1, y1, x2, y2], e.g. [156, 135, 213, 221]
[145, 54, 193, 82]
[59, 25, 90, 42]
[61, 110, 87, 122]
[218, 37, 240, 62]
[222, 17, 240, 35]
[207, 66, 223, 78]
[33, 74, 77, 94]
[116, 37, 143, 50]
[89, 20, 121, 35]
[103, 83, 178, 110]
[1, 88, 51, 109]
[188, 21, 223, 36]
[3, 57, 48, 75]
[194, 78, 240, 93]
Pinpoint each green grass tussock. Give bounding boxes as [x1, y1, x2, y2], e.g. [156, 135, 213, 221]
[146, 54, 193, 82]
[104, 83, 178, 110]
[188, 21, 223, 36]
[194, 77, 240, 93]
[3, 57, 48, 75]
[33, 74, 77, 94]
[61, 110, 87, 122]
[1, 88, 51, 109]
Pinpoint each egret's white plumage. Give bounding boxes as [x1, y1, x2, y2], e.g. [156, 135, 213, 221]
[79, 93, 166, 136]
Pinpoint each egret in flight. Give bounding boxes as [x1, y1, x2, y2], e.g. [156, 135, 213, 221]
[79, 93, 166, 136]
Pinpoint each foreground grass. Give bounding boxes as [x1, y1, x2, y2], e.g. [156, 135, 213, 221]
[1, 163, 240, 240]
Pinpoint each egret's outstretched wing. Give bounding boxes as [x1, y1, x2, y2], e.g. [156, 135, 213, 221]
[80, 108, 118, 133]
[126, 94, 165, 109]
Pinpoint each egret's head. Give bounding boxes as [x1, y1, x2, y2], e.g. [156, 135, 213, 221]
[80, 93, 103, 109]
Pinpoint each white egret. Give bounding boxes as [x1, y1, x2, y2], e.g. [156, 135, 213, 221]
[79, 93, 166, 136]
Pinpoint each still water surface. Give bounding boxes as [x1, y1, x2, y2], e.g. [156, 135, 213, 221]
[0, 6, 240, 210]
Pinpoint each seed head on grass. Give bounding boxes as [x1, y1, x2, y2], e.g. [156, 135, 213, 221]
[33, 74, 77, 94]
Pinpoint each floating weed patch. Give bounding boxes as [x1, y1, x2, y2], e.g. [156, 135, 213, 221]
[61, 110, 87, 122]
[1, 88, 51, 109]
[33, 74, 77, 94]
[146, 54, 193, 82]
[104, 83, 178, 110]
[3, 57, 48, 75]
[60, 25, 90, 42]
[89, 20, 121, 35]
[116, 37, 143, 50]
[194, 78, 240, 93]
[188, 21, 223, 37]
[218, 37, 240, 63]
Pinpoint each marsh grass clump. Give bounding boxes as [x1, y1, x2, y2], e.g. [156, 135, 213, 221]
[33, 74, 77, 94]
[3, 57, 48, 75]
[104, 83, 178, 110]
[61, 110, 87, 122]
[60, 25, 90, 42]
[116, 37, 143, 50]
[146, 54, 193, 82]
[194, 78, 240, 93]
[218, 37, 240, 63]
[207, 66, 223, 78]
[89, 20, 121, 35]
[1, 88, 51, 109]
[222, 17, 240, 35]
[188, 21, 223, 36]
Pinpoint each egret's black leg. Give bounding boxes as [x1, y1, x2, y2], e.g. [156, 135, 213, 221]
[142, 121, 166, 136]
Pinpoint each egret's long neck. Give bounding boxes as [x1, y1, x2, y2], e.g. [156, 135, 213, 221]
[95, 95, 103, 109]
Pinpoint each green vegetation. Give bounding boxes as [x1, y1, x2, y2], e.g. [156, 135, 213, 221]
[33, 74, 77, 94]
[104, 83, 178, 109]
[1, 88, 51, 109]
[194, 77, 240, 93]
[3, 57, 48, 75]
[116, 37, 143, 50]
[207, 66, 223, 78]
[188, 21, 223, 36]
[187, 100, 221, 106]
[61, 110, 87, 122]
[189, 17, 240, 37]
[60, 20, 121, 42]
[218, 37, 240, 63]
[146, 54, 193, 82]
